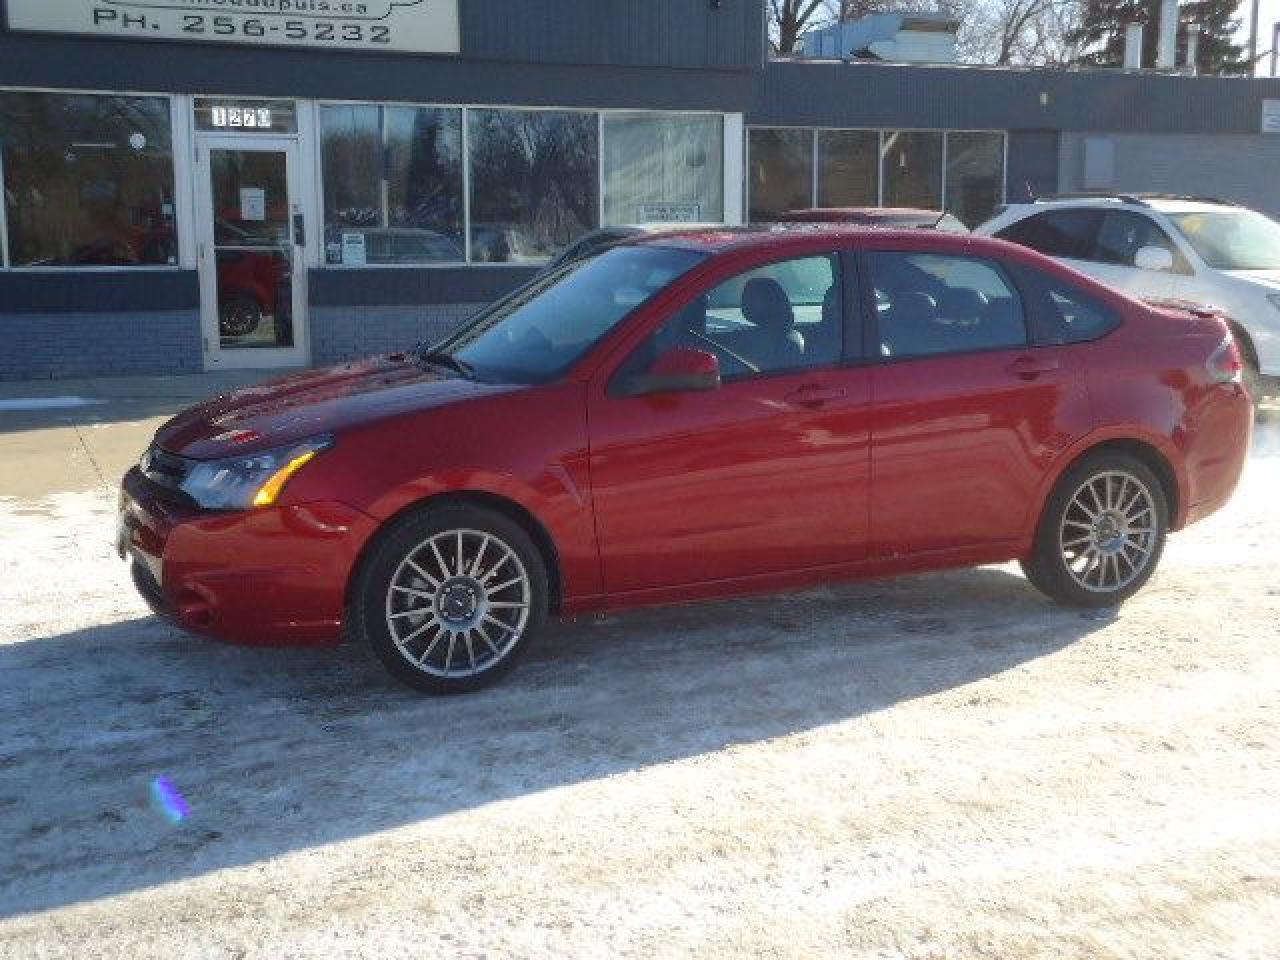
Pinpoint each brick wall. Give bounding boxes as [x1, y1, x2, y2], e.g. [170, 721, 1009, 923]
[0, 310, 202, 381]
[310, 303, 484, 367]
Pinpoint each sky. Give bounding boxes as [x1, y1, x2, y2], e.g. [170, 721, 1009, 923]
[1240, 0, 1280, 74]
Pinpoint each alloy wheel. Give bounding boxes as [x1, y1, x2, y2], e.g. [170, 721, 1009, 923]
[384, 528, 531, 678]
[1059, 471, 1158, 594]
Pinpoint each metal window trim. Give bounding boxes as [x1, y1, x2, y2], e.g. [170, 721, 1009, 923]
[811, 128, 820, 208]
[0, 144, 8, 269]
[0, 85, 186, 273]
[461, 106, 473, 265]
[597, 110, 606, 228]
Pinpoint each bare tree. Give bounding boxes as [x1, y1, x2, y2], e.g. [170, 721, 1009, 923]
[960, 0, 1083, 65]
[768, 0, 1083, 65]
[769, 0, 828, 54]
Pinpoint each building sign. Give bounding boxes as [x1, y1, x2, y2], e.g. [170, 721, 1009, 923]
[4, 0, 460, 55]
[1263, 101, 1280, 135]
[635, 203, 704, 224]
[195, 99, 298, 134]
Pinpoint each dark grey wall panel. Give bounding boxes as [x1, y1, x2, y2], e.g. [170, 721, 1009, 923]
[460, 0, 763, 70]
[1006, 130, 1060, 202]
[0, 271, 199, 314]
[309, 267, 538, 308]
[0, 33, 753, 112]
[754, 62, 1280, 135]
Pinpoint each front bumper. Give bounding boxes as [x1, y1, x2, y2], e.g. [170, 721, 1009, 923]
[118, 467, 380, 646]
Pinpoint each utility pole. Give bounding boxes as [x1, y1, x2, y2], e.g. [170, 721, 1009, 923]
[1249, 0, 1261, 74]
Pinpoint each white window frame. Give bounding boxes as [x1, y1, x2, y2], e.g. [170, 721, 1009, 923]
[0, 84, 188, 273]
[600, 109, 736, 228]
[313, 99, 742, 269]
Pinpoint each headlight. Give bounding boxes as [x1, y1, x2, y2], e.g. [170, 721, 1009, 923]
[179, 436, 334, 511]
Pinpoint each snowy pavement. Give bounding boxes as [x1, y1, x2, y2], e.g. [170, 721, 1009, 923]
[1, 412, 1278, 959]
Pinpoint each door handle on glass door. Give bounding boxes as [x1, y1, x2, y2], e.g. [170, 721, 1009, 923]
[1007, 355, 1061, 379]
[784, 384, 847, 408]
[293, 214, 306, 248]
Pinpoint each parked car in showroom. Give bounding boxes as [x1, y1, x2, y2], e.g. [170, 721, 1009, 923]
[977, 194, 1280, 400]
[779, 207, 970, 233]
[119, 227, 1253, 693]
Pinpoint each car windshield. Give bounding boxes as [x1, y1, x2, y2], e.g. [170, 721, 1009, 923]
[1168, 210, 1280, 271]
[428, 245, 707, 384]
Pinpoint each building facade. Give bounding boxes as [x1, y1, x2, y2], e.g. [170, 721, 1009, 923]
[1, 0, 1278, 380]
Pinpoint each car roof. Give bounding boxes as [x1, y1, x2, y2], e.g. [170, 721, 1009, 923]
[1006, 194, 1239, 216]
[626, 223, 986, 255]
[780, 207, 944, 221]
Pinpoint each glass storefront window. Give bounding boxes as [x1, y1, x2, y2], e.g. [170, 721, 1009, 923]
[945, 132, 1005, 227]
[817, 130, 879, 208]
[602, 112, 724, 226]
[320, 103, 465, 265]
[881, 131, 943, 210]
[0, 92, 176, 268]
[468, 109, 599, 263]
[748, 128, 813, 221]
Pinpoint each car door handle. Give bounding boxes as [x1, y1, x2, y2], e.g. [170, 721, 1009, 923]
[1007, 355, 1061, 380]
[784, 384, 847, 408]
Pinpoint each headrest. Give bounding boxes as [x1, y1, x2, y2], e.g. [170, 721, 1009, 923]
[741, 278, 795, 333]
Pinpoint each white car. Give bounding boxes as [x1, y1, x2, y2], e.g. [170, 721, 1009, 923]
[977, 194, 1280, 398]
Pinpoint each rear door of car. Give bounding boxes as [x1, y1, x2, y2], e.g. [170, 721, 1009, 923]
[587, 246, 874, 594]
[863, 246, 1083, 559]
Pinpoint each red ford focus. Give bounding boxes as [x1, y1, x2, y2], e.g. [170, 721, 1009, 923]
[119, 227, 1253, 693]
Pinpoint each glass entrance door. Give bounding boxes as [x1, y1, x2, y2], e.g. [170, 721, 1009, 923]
[196, 137, 308, 369]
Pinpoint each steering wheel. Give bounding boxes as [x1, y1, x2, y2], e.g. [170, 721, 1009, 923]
[687, 330, 760, 376]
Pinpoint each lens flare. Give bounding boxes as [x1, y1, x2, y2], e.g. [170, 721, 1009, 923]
[151, 776, 191, 824]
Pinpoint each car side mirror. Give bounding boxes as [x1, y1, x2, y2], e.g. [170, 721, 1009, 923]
[623, 347, 721, 396]
[1134, 245, 1174, 272]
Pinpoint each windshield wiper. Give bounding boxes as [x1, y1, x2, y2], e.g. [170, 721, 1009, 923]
[417, 348, 476, 380]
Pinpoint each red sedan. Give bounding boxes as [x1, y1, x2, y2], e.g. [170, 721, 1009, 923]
[119, 227, 1253, 693]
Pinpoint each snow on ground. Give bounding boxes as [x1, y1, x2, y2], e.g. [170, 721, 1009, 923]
[1, 421, 1279, 959]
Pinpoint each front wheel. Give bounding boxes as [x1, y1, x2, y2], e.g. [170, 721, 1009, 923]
[1022, 453, 1169, 608]
[350, 504, 549, 694]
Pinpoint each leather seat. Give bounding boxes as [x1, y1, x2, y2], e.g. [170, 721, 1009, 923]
[740, 278, 805, 371]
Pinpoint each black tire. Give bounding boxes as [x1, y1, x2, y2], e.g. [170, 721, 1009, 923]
[350, 503, 549, 694]
[220, 297, 262, 338]
[1022, 452, 1169, 609]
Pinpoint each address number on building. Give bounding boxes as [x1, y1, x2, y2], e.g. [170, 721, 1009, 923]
[3, 0, 461, 55]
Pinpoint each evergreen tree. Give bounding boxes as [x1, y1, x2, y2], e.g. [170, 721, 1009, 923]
[1069, 0, 1246, 74]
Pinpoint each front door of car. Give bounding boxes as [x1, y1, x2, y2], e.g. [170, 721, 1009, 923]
[588, 252, 872, 594]
[865, 250, 1074, 558]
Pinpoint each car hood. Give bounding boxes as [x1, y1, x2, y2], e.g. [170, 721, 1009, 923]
[155, 355, 519, 460]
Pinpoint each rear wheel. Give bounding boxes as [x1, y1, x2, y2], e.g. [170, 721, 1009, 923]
[219, 297, 262, 338]
[1022, 452, 1168, 608]
[350, 504, 549, 694]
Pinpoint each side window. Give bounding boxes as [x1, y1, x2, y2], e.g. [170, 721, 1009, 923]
[1014, 266, 1122, 345]
[1094, 211, 1191, 273]
[618, 254, 846, 383]
[868, 252, 1028, 359]
[996, 210, 1102, 260]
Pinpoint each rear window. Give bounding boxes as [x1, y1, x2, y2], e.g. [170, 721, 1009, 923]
[1012, 265, 1122, 345]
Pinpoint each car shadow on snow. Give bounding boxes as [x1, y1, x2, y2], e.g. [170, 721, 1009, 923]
[0, 565, 1109, 918]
